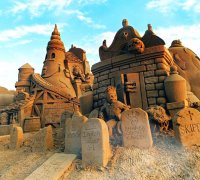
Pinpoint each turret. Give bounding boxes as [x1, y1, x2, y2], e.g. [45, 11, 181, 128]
[45, 24, 66, 65]
[15, 63, 34, 93]
[41, 24, 76, 98]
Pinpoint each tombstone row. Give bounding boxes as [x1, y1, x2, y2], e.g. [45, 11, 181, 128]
[65, 108, 153, 167]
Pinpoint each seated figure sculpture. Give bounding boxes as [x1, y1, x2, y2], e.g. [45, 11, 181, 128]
[99, 86, 130, 138]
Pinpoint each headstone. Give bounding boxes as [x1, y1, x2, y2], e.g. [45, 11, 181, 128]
[173, 107, 200, 146]
[0, 112, 8, 125]
[121, 108, 153, 149]
[23, 116, 41, 132]
[10, 126, 23, 150]
[81, 118, 111, 167]
[32, 125, 54, 152]
[79, 91, 93, 115]
[25, 153, 76, 180]
[88, 109, 99, 118]
[0, 125, 10, 136]
[65, 111, 87, 157]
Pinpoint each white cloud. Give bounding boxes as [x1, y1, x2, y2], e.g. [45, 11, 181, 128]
[153, 24, 200, 56]
[0, 47, 45, 90]
[11, 0, 106, 29]
[74, 31, 115, 65]
[78, 0, 107, 5]
[146, 0, 175, 13]
[0, 61, 19, 90]
[65, 9, 106, 29]
[11, 0, 72, 17]
[146, 0, 200, 13]
[181, 0, 196, 10]
[77, 15, 93, 24]
[77, 14, 106, 29]
[0, 24, 66, 42]
[3, 40, 32, 48]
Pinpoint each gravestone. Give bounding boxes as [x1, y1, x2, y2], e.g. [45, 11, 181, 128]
[79, 91, 93, 115]
[60, 112, 72, 128]
[0, 125, 10, 136]
[10, 126, 23, 150]
[88, 109, 99, 118]
[23, 116, 41, 132]
[121, 108, 153, 149]
[0, 112, 8, 125]
[65, 111, 87, 157]
[173, 107, 200, 146]
[81, 118, 111, 167]
[32, 125, 54, 152]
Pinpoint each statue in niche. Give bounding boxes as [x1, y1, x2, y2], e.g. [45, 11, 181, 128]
[72, 66, 86, 82]
[99, 86, 130, 139]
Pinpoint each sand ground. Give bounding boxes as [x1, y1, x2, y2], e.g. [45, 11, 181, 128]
[0, 130, 200, 180]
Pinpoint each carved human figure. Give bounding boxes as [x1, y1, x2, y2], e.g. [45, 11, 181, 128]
[99, 86, 130, 138]
[72, 66, 86, 82]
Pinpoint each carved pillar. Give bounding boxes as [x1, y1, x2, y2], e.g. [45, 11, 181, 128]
[73, 79, 82, 98]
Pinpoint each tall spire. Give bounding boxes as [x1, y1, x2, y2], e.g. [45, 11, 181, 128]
[51, 24, 61, 40]
[47, 24, 65, 51]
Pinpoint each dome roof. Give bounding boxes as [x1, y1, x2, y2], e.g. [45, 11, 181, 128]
[19, 63, 34, 69]
[47, 24, 65, 51]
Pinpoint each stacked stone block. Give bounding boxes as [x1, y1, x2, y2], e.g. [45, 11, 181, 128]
[92, 46, 173, 109]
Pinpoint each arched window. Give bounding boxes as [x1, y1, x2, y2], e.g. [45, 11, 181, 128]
[51, 53, 55, 59]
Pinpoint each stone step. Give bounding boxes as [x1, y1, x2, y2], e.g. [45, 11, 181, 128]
[25, 153, 76, 180]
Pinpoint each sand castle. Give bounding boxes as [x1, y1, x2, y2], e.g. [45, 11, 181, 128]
[1, 19, 200, 175]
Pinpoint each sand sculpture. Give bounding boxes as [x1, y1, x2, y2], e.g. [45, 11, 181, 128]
[0, 25, 93, 127]
[99, 86, 129, 138]
[168, 40, 200, 101]
[1, 19, 200, 171]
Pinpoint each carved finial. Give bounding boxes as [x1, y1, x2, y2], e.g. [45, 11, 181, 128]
[170, 39, 183, 47]
[170, 65, 178, 74]
[55, 24, 58, 30]
[148, 24, 152, 31]
[52, 24, 60, 36]
[122, 19, 128, 27]
[103, 40, 107, 47]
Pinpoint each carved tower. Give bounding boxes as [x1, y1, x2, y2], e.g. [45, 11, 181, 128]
[41, 24, 76, 98]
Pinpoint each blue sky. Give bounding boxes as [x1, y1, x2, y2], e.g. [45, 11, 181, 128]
[0, 0, 200, 90]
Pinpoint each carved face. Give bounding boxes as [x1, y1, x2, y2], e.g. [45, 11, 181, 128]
[128, 38, 145, 53]
[106, 90, 117, 103]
